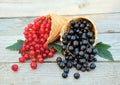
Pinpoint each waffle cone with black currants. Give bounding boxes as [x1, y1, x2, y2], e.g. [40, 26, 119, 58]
[56, 17, 98, 79]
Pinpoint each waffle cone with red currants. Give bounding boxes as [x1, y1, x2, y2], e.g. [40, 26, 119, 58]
[19, 14, 67, 69]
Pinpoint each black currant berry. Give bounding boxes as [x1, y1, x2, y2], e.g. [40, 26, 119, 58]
[67, 62, 73, 68]
[59, 62, 65, 69]
[64, 67, 69, 74]
[82, 40, 88, 45]
[70, 20, 75, 26]
[62, 40, 68, 45]
[74, 23, 79, 28]
[63, 59, 68, 65]
[80, 45, 86, 51]
[62, 72, 68, 78]
[76, 64, 82, 70]
[62, 45, 67, 50]
[79, 51, 84, 56]
[73, 40, 79, 47]
[86, 48, 92, 53]
[90, 63, 96, 69]
[73, 60, 77, 67]
[80, 23, 85, 28]
[74, 72, 80, 79]
[56, 57, 62, 62]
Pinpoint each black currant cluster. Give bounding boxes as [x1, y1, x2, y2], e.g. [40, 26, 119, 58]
[56, 19, 98, 79]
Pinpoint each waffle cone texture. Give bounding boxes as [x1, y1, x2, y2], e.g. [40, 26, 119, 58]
[46, 14, 67, 44]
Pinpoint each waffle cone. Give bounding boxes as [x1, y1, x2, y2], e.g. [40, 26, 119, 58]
[60, 16, 97, 46]
[46, 14, 67, 44]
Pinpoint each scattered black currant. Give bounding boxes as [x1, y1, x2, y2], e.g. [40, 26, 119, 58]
[74, 73, 80, 79]
[62, 72, 68, 78]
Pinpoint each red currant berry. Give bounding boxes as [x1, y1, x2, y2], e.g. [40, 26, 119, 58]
[50, 47, 56, 53]
[19, 57, 25, 63]
[24, 54, 30, 60]
[42, 53, 47, 59]
[11, 64, 18, 72]
[48, 52, 54, 58]
[35, 44, 40, 49]
[31, 41, 36, 46]
[28, 24, 33, 28]
[37, 54, 42, 59]
[43, 43, 48, 49]
[30, 46, 34, 50]
[41, 16, 46, 20]
[31, 58, 37, 62]
[38, 58, 44, 64]
[25, 45, 30, 50]
[44, 34, 49, 40]
[28, 37, 33, 42]
[30, 62, 37, 70]
[40, 47, 45, 52]
[36, 49, 40, 54]
[32, 25, 37, 31]
[45, 50, 49, 54]
[40, 38, 45, 44]
[29, 50, 35, 56]
[35, 22, 40, 27]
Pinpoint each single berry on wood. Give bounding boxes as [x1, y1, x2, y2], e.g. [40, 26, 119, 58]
[11, 64, 18, 72]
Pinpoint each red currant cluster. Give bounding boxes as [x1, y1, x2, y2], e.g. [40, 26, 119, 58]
[12, 16, 56, 71]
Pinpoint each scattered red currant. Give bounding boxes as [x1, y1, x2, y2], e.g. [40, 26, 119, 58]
[11, 64, 18, 72]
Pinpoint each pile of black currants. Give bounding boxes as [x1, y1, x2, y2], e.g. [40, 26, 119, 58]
[56, 18, 98, 79]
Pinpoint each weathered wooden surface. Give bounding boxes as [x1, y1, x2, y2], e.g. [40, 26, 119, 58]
[0, 0, 120, 85]
[0, 63, 120, 85]
[0, 0, 120, 17]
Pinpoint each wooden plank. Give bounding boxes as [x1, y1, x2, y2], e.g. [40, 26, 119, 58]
[0, 0, 120, 17]
[0, 33, 120, 62]
[0, 62, 120, 85]
[0, 13, 120, 35]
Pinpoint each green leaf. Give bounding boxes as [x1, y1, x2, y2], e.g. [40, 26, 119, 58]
[96, 42, 111, 49]
[6, 39, 24, 51]
[49, 43, 62, 53]
[95, 42, 114, 61]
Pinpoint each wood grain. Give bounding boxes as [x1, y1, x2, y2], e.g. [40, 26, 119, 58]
[0, 0, 120, 17]
[0, 33, 119, 62]
[0, 13, 120, 36]
[0, 62, 120, 85]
